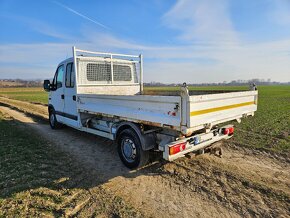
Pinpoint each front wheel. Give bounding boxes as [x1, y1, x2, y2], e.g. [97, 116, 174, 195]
[117, 129, 149, 169]
[49, 110, 61, 129]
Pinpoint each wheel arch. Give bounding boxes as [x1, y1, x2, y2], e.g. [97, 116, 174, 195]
[115, 122, 156, 151]
[48, 104, 55, 114]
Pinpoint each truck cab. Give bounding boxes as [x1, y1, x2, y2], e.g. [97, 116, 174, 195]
[47, 58, 78, 128]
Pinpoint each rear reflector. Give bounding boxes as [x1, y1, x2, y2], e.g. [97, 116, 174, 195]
[222, 127, 234, 135]
[169, 142, 186, 155]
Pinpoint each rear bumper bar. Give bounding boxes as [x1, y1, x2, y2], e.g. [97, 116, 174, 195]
[163, 125, 233, 161]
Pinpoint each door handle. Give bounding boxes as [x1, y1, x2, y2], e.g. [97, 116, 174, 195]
[61, 94, 65, 99]
[72, 95, 76, 101]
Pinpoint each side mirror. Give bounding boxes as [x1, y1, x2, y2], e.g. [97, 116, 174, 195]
[43, 80, 51, 92]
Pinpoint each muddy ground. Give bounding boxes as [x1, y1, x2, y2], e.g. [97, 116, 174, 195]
[0, 98, 289, 218]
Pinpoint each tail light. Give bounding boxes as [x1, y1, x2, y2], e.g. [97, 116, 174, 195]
[169, 142, 187, 155]
[222, 127, 234, 135]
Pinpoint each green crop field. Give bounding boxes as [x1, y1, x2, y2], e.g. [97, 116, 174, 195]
[0, 85, 289, 154]
[0, 87, 48, 105]
[233, 86, 290, 153]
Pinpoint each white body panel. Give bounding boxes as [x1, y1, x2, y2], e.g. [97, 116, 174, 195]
[63, 61, 78, 127]
[49, 64, 65, 122]
[76, 90, 258, 134]
[77, 94, 181, 128]
[78, 84, 140, 95]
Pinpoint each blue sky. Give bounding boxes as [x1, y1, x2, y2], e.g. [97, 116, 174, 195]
[0, 0, 289, 83]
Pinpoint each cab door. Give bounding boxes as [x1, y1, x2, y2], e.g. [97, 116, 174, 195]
[63, 62, 79, 127]
[50, 64, 65, 122]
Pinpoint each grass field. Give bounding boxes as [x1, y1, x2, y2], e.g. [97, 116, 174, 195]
[233, 86, 290, 153]
[0, 85, 289, 154]
[0, 87, 48, 105]
[0, 112, 140, 217]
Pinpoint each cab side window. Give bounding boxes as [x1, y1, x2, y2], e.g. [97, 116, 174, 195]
[56, 65, 64, 89]
[65, 63, 74, 88]
[52, 65, 64, 90]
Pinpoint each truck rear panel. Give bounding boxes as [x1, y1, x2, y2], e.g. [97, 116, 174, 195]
[186, 90, 258, 133]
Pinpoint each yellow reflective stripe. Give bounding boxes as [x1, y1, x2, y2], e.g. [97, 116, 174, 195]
[190, 101, 255, 116]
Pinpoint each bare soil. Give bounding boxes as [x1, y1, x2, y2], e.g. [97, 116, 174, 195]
[0, 97, 48, 119]
[0, 98, 289, 218]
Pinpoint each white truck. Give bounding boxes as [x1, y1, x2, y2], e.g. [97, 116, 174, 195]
[43, 47, 258, 169]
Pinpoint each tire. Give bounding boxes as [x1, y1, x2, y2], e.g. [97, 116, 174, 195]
[117, 129, 149, 169]
[49, 110, 61, 129]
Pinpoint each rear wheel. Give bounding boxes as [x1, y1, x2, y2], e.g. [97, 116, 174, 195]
[49, 110, 61, 129]
[117, 129, 149, 169]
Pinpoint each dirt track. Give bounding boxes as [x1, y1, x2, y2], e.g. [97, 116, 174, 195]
[1, 99, 289, 217]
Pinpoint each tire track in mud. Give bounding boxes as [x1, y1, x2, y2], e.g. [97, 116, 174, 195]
[1, 99, 290, 217]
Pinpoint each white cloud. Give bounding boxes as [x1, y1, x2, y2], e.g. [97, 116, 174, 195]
[0, 43, 71, 64]
[152, 0, 290, 83]
[0, 66, 54, 80]
[163, 0, 238, 44]
[1, 37, 289, 82]
[144, 41, 290, 83]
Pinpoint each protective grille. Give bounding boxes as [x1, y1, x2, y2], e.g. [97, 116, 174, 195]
[87, 63, 111, 81]
[77, 57, 139, 85]
[113, 65, 132, 81]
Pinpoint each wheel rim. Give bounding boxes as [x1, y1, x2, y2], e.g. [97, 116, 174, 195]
[50, 113, 55, 126]
[121, 138, 137, 163]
